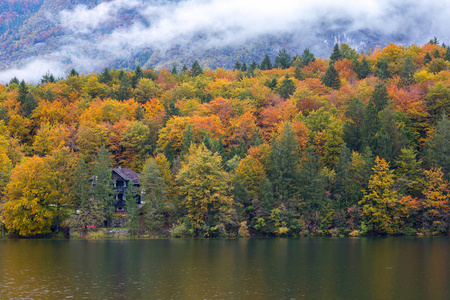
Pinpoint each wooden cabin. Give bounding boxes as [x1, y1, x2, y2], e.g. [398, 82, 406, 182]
[90, 167, 141, 212]
[111, 167, 141, 212]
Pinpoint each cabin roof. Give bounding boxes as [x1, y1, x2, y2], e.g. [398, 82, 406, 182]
[112, 168, 141, 185]
[89, 168, 141, 185]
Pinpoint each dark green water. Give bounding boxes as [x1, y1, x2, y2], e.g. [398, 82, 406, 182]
[0, 238, 449, 299]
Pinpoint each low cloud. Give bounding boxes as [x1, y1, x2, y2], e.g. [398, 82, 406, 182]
[0, 59, 65, 84]
[1, 0, 450, 83]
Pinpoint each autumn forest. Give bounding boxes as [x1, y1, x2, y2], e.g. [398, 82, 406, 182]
[0, 41, 450, 238]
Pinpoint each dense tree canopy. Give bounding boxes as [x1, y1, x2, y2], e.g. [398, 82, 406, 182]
[1, 41, 450, 237]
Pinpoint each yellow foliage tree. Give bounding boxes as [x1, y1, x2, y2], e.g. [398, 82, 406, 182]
[359, 156, 400, 235]
[3, 156, 56, 236]
[176, 144, 234, 233]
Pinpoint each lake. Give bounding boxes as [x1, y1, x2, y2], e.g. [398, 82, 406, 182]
[0, 238, 449, 299]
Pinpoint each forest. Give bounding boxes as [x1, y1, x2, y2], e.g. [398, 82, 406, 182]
[0, 40, 449, 238]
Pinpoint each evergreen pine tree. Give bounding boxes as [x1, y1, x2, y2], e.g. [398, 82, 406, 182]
[268, 122, 300, 201]
[69, 68, 79, 77]
[260, 178, 275, 214]
[433, 49, 440, 58]
[394, 148, 423, 197]
[41, 72, 55, 84]
[212, 137, 226, 161]
[202, 133, 212, 151]
[190, 60, 203, 77]
[234, 60, 242, 70]
[125, 182, 140, 235]
[321, 63, 341, 89]
[300, 48, 315, 67]
[376, 59, 390, 79]
[343, 97, 364, 152]
[249, 60, 259, 71]
[131, 65, 143, 88]
[424, 114, 450, 179]
[330, 43, 342, 62]
[362, 83, 390, 149]
[260, 54, 273, 70]
[116, 73, 132, 100]
[135, 104, 144, 120]
[182, 124, 194, 154]
[444, 47, 450, 62]
[372, 82, 390, 111]
[400, 56, 417, 86]
[9, 77, 19, 85]
[18, 80, 37, 117]
[141, 158, 167, 211]
[238, 140, 247, 158]
[141, 158, 168, 234]
[357, 58, 371, 79]
[298, 147, 327, 212]
[171, 65, 177, 75]
[165, 100, 180, 120]
[241, 62, 247, 72]
[333, 144, 352, 208]
[18, 80, 28, 106]
[429, 37, 439, 45]
[294, 63, 304, 80]
[233, 175, 248, 208]
[274, 48, 292, 69]
[71, 157, 103, 230]
[92, 146, 115, 226]
[276, 74, 296, 98]
[424, 52, 432, 64]
[267, 77, 278, 90]
[99, 68, 112, 83]
[250, 127, 263, 146]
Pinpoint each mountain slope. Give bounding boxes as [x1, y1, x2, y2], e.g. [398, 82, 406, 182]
[0, 0, 448, 82]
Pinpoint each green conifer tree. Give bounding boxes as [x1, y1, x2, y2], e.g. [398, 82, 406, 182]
[234, 60, 241, 70]
[267, 77, 278, 90]
[241, 62, 247, 72]
[376, 59, 390, 79]
[424, 52, 432, 64]
[444, 47, 450, 62]
[321, 63, 341, 89]
[424, 114, 450, 179]
[190, 60, 203, 77]
[330, 43, 342, 62]
[276, 74, 296, 98]
[343, 97, 364, 152]
[268, 122, 300, 201]
[300, 48, 315, 67]
[69, 68, 79, 77]
[400, 56, 417, 86]
[131, 65, 143, 88]
[71, 157, 103, 230]
[99, 68, 112, 83]
[92, 146, 115, 226]
[298, 147, 327, 212]
[333, 144, 352, 208]
[275, 48, 292, 69]
[183, 124, 194, 154]
[125, 182, 140, 235]
[260, 54, 273, 70]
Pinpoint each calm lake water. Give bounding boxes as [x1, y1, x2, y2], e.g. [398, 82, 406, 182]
[0, 238, 449, 299]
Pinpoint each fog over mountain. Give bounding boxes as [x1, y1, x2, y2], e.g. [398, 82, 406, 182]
[0, 0, 449, 83]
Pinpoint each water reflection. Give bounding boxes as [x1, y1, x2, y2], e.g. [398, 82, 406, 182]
[0, 238, 449, 299]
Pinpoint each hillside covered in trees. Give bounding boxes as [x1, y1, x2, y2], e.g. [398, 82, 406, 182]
[0, 41, 450, 238]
